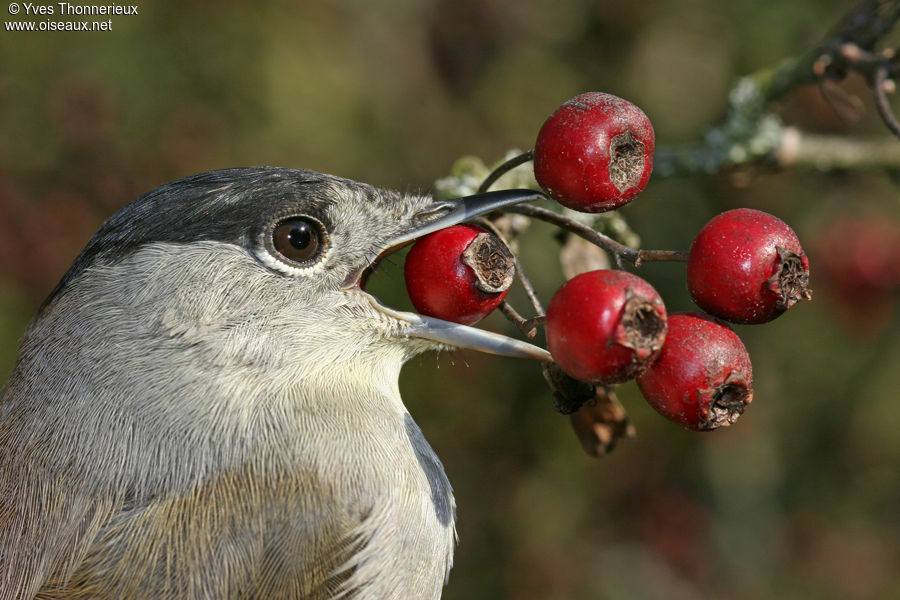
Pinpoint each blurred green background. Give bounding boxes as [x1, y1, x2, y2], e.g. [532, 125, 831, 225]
[2, 0, 899, 598]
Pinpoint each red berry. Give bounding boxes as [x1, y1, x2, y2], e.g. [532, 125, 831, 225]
[545, 270, 667, 384]
[637, 312, 753, 431]
[815, 216, 900, 298]
[534, 92, 655, 213]
[404, 224, 514, 325]
[687, 208, 811, 324]
[813, 215, 900, 337]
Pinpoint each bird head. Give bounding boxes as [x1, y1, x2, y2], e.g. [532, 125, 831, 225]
[0, 167, 552, 597]
[30, 167, 548, 390]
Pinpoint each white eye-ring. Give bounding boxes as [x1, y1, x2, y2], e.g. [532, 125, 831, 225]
[259, 216, 332, 277]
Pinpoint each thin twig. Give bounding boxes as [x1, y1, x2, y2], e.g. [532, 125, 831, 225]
[634, 250, 689, 266]
[654, 0, 900, 177]
[504, 204, 640, 262]
[503, 205, 688, 266]
[499, 302, 544, 338]
[873, 65, 900, 137]
[477, 150, 535, 194]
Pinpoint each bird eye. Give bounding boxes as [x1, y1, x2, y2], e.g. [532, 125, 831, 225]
[272, 218, 323, 265]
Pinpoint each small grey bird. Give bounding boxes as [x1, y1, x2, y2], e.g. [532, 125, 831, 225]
[0, 167, 549, 600]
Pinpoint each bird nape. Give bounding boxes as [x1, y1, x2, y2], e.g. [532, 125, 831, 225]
[0, 167, 549, 600]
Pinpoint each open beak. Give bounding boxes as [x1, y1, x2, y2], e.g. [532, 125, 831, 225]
[358, 189, 552, 362]
[386, 189, 546, 247]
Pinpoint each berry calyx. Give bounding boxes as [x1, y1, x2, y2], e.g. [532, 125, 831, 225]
[687, 208, 811, 324]
[545, 269, 667, 384]
[636, 312, 753, 431]
[404, 224, 514, 325]
[533, 92, 655, 213]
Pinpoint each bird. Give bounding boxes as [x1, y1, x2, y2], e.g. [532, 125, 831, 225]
[0, 167, 550, 600]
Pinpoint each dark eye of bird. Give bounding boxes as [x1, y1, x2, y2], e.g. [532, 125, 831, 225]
[272, 218, 322, 264]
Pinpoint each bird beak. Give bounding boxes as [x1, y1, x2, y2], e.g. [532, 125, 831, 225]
[385, 189, 547, 247]
[370, 300, 552, 361]
[358, 189, 552, 362]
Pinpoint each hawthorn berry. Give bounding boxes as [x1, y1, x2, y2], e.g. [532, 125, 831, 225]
[545, 269, 667, 385]
[687, 208, 811, 324]
[636, 312, 753, 431]
[814, 216, 900, 336]
[815, 216, 900, 300]
[533, 92, 655, 213]
[404, 224, 514, 326]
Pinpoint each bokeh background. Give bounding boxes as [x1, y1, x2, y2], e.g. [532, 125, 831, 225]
[2, 0, 899, 598]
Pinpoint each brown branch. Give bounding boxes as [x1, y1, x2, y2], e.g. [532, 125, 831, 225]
[499, 302, 543, 338]
[505, 205, 639, 261]
[503, 204, 686, 266]
[634, 250, 689, 267]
